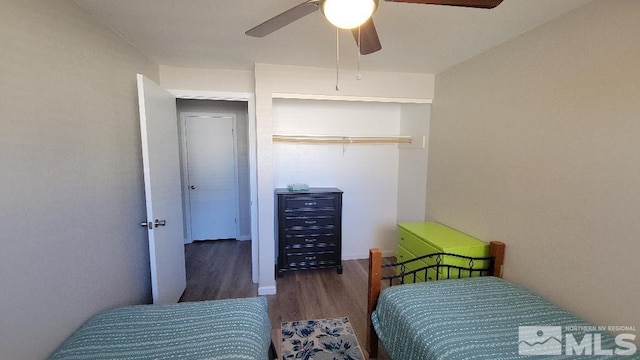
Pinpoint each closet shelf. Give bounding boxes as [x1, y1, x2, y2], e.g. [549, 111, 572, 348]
[272, 134, 412, 145]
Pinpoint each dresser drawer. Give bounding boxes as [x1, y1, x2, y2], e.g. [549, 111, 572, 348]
[284, 213, 336, 228]
[425, 268, 441, 281]
[284, 241, 337, 253]
[439, 261, 487, 280]
[284, 232, 337, 246]
[283, 195, 338, 211]
[396, 246, 443, 283]
[286, 251, 337, 268]
[444, 253, 489, 276]
[398, 227, 440, 260]
[283, 227, 336, 239]
[396, 245, 426, 283]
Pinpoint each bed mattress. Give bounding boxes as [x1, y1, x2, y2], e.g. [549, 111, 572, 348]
[49, 297, 271, 360]
[372, 277, 623, 360]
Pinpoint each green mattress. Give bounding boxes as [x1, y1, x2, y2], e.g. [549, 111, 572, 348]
[49, 297, 271, 360]
[372, 277, 630, 360]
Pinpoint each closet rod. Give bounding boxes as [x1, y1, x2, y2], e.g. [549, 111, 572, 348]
[272, 135, 412, 145]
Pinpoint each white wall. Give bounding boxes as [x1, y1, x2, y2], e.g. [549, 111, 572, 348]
[397, 104, 431, 223]
[273, 99, 403, 258]
[0, 1, 159, 359]
[427, 0, 639, 332]
[160, 65, 254, 93]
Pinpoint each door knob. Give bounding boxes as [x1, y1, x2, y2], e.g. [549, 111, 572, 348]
[154, 219, 167, 227]
[141, 221, 153, 228]
[190, 185, 196, 190]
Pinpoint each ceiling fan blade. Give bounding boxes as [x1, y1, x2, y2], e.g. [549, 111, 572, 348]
[384, 0, 503, 9]
[352, 18, 382, 55]
[246, 0, 320, 37]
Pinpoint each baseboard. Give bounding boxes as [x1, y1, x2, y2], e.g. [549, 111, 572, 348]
[342, 250, 396, 260]
[258, 285, 277, 295]
[236, 235, 251, 241]
[382, 250, 396, 258]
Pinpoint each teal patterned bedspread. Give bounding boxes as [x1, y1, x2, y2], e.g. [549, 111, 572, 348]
[372, 277, 629, 360]
[49, 297, 271, 360]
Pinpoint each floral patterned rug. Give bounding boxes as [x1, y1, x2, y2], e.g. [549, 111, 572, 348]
[281, 317, 364, 360]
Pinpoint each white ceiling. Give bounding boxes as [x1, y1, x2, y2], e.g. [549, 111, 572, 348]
[73, 0, 593, 74]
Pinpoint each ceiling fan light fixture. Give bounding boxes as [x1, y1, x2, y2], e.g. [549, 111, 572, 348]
[322, 0, 378, 29]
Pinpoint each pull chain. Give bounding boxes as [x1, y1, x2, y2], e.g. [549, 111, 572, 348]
[335, 26, 339, 91]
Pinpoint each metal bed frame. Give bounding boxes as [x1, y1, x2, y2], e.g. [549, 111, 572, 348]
[366, 241, 505, 358]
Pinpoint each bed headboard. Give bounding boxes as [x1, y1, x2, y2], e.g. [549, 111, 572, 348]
[366, 241, 505, 358]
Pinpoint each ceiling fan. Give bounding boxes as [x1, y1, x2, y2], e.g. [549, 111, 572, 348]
[245, 0, 504, 55]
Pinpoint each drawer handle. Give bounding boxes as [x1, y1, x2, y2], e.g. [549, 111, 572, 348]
[305, 220, 317, 224]
[304, 238, 317, 243]
[304, 202, 317, 206]
[305, 256, 316, 261]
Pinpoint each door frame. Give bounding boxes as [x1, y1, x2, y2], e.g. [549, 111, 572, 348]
[169, 89, 259, 285]
[179, 112, 240, 244]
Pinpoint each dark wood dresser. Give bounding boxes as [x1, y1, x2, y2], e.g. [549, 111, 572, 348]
[275, 187, 343, 276]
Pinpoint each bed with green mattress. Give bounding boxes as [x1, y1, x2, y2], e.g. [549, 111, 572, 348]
[367, 243, 635, 360]
[371, 277, 624, 360]
[49, 297, 273, 360]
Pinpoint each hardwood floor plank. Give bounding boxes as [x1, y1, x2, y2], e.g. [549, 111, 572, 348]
[180, 240, 392, 359]
[180, 240, 258, 302]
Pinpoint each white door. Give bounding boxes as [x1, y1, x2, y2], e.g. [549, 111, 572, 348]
[137, 74, 186, 304]
[184, 114, 239, 241]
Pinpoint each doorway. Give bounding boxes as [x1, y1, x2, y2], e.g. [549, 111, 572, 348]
[176, 98, 258, 292]
[177, 99, 252, 245]
[181, 113, 239, 242]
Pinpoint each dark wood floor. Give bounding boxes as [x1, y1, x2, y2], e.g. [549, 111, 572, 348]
[180, 239, 258, 302]
[180, 239, 391, 359]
